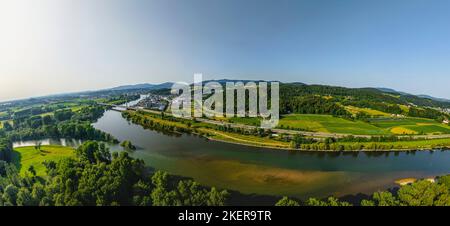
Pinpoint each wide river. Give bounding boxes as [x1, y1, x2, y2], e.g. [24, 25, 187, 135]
[14, 106, 450, 199]
[89, 109, 450, 199]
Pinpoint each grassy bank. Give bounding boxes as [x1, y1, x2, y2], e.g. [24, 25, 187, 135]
[124, 110, 450, 152]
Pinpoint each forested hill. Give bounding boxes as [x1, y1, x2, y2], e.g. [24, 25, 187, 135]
[278, 83, 450, 121]
[196, 80, 449, 109]
[280, 83, 450, 109]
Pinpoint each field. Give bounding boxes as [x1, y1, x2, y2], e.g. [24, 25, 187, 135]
[0, 111, 7, 118]
[274, 114, 450, 136]
[226, 117, 261, 126]
[344, 106, 390, 117]
[368, 117, 450, 135]
[278, 114, 389, 135]
[12, 145, 76, 177]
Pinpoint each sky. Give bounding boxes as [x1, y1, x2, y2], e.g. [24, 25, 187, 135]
[1, 0, 450, 101]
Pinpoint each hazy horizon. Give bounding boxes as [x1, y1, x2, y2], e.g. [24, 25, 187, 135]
[2, 0, 450, 101]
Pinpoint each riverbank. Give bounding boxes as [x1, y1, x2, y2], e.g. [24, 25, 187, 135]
[92, 109, 450, 199]
[121, 110, 450, 152]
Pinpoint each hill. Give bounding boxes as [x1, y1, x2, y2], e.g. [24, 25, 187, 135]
[107, 82, 174, 91]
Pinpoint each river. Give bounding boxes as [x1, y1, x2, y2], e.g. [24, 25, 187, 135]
[90, 109, 450, 199]
[13, 98, 450, 199]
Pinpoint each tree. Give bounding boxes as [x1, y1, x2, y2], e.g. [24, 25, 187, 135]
[34, 142, 42, 152]
[2, 121, 13, 131]
[120, 140, 136, 151]
[397, 180, 450, 206]
[361, 191, 398, 206]
[28, 165, 37, 177]
[75, 141, 111, 163]
[2, 184, 19, 206]
[437, 175, 450, 188]
[151, 171, 177, 206]
[275, 197, 300, 206]
[306, 197, 352, 206]
[207, 187, 229, 206]
[16, 188, 33, 206]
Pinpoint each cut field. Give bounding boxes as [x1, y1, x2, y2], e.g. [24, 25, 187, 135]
[12, 145, 76, 177]
[278, 114, 390, 135]
[344, 106, 390, 117]
[226, 117, 261, 126]
[368, 117, 450, 135]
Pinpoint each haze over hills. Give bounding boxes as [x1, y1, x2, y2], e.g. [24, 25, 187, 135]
[2, 80, 450, 108]
[106, 82, 174, 91]
[375, 87, 450, 103]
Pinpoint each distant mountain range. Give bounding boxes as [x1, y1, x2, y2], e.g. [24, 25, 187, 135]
[105, 82, 450, 103]
[106, 82, 174, 91]
[376, 87, 450, 103]
[3, 80, 449, 106]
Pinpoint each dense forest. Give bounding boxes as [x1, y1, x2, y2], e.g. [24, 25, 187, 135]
[280, 95, 350, 117]
[280, 83, 450, 109]
[276, 175, 450, 206]
[1, 140, 448, 206]
[0, 139, 13, 162]
[279, 83, 450, 120]
[0, 141, 229, 206]
[3, 105, 117, 143]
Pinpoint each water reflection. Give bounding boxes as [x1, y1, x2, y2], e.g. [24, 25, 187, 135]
[13, 138, 84, 148]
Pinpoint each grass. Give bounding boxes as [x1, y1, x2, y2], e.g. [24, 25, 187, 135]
[367, 117, 450, 135]
[390, 126, 418, 135]
[12, 145, 76, 177]
[226, 117, 261, 126]
[129, 111, 291, 149]
[278, 114, 390, 135]
[130, 110, 450, 151]
[206, 130, 291, 149]
[344, 106, 390, 117]
[337, 138, 450, 150]
[0, 111, 8, 118]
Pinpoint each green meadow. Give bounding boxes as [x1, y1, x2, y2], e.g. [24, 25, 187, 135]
[368, 117, 450, 135]
[212, 113, 450, 136]
[12, 145, 76, 177]
[278, 114, 389, 135]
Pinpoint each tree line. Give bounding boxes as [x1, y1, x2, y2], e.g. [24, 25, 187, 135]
[276, 175, 450, 206]
[2, 105, 118, 143]
[0, 139, 12, 162]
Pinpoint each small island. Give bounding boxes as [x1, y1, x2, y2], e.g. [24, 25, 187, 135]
[120, 140, 137, 151]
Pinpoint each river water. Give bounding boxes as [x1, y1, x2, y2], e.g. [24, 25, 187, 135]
[89, 110, 450, 199]
[13, 94, 450, 199]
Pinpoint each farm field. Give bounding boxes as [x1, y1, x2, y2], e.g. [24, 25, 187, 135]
[344, 106, 390, 117]
[12, 145, 76, 177]
[226, 117, 261, 126]
[277, 114, 390, 135]
[367, 117, 450, 135]
[206, 112, 450, 136]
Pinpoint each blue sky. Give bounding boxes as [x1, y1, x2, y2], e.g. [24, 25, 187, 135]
[1, 0, 450, 101]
